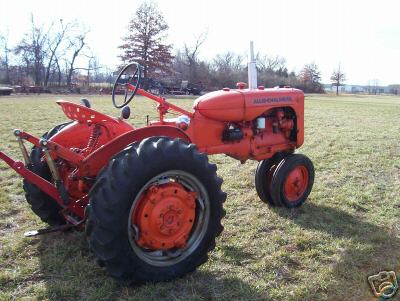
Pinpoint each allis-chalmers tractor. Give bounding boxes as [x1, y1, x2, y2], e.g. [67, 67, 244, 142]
[0, 44, 314, 284]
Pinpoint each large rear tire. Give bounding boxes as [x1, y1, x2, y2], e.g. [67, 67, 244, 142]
[23, 122, 71, 225]
[86, 137, 226, 284]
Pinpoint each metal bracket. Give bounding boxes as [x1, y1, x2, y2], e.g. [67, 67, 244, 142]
[13, 129, 31, 165]
[40, 138, 69, 204]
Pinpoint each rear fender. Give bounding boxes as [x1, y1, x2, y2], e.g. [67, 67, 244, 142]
[78, 126, 191, 177]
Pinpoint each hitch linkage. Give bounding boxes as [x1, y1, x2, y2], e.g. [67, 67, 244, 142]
[39, 138, 69, 204]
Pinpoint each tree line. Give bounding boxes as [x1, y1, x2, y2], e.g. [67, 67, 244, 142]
[118, 2, 327, 93]
[0, 15, 110, 89]
[0, 2, 346, 93]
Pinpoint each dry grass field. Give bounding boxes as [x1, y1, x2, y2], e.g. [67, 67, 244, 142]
[0, 93, 399, 300]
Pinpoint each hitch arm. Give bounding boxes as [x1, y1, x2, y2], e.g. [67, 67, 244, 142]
[15, 130, 41, 147]
[0, 151, 65, 208]
[14, 129, 84, 166]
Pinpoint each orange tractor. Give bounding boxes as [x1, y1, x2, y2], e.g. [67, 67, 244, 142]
[0, 44, 314, 284]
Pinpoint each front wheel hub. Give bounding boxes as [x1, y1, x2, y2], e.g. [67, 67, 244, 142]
[284, 165, 309, 202]
[132, 183, 196, 249]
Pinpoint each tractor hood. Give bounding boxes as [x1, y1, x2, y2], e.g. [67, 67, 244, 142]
[193, 90, 245, 122]
[194, 88, 304, 122]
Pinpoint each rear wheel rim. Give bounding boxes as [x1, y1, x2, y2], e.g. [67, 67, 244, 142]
[283, 165, 309, 202]
[128, 170, 210, 267]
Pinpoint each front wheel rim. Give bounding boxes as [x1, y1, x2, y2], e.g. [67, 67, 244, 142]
[128, 170, 210, 267]
[283, 165, 309, 202]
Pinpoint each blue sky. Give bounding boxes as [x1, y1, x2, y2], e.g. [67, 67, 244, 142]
[1, 0, 399, 85]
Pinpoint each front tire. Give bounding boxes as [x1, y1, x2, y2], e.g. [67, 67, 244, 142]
[255, 153, 285, 206]
[270, 154, 314, 208]
[86, 137, 226, 284]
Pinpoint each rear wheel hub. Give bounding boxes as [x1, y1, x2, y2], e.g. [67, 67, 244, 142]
[132, 183, 196, 249]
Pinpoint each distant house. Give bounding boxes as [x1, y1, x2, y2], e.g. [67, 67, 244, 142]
[366, 85, 392, 94]
[350, 85, 367, 93]
[324, 84, 366, 93]
[388, 85, 400, 95]
[324, 83, 399, 94]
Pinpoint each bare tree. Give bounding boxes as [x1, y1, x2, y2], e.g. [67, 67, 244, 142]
[53, 54, 63, 86]
[13, 16, 81, 87]
[213, 52, 243, 72]
[85, 55, 102, 85]
[14, 15, 49, 86]
[254, 52, 289, 87]
[65, 32, 88, 87]
[298, 62, 323, 93]
[119, 1, 173, 78]
[0, 32, 11, 84]
[183, 32, 207, 65]
[212, 52, 244, 88]
[330, 65, 346, 95]
[182, 32, 207, 82]
[256, 53, 286, 73]
[44, 19, 73, 87]
[4, 16, 96, 89]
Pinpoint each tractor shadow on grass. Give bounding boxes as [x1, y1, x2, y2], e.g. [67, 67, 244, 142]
[36, 232, 267, 300]
[274, 202, 400, 299]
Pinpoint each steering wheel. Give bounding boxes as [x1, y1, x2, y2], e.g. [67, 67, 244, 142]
[112, 63, 142, 108]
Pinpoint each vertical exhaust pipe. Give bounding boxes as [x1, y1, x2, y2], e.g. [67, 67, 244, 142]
[248, 41, 257, 90]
